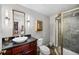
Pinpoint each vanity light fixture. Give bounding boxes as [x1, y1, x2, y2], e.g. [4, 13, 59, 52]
[26, 15, 30, 32]
[5, 17, 10, 20]
[27, 15, 30, 22]
[5, 9, 10, 20]
[4, 9, 10, 25]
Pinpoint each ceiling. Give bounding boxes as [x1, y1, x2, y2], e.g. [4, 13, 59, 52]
[21, 4, 78, 16]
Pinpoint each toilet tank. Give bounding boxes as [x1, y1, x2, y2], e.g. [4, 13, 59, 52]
[37, 38, 43, 47]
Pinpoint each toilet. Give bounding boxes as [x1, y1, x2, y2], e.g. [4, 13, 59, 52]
[37, 38, 50, 55]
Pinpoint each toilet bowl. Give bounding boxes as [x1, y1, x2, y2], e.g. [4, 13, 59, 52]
[37, 38, 50, 55]
[39, 45, 50, 55]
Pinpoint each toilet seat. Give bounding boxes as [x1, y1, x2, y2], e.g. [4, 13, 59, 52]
[39, 45, 50, 55]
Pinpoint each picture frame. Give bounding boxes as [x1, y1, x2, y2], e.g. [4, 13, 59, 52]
[35, 20, 43, 31]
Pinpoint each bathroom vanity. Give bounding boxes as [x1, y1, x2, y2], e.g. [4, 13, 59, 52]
[2, 35, 37, 55]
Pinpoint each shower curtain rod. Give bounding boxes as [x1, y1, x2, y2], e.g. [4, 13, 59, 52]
[63, 7, 79, 14]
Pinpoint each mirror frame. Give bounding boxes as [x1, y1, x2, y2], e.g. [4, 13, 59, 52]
[12, 9, 25, 36]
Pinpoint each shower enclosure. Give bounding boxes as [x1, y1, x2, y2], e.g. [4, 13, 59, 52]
[55, 7, 79, 55]
[63, 8, 79, 55]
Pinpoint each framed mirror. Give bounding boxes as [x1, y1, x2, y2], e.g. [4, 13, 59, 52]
[12, 10, 25, 36]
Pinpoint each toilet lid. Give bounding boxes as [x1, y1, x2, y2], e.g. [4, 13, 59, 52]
[39, 45, 50, 55]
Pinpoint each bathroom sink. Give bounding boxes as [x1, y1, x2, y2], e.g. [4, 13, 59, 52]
[12, 37, 28, 43]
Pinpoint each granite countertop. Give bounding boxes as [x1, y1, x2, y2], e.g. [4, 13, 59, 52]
[2, 37, 37, 50]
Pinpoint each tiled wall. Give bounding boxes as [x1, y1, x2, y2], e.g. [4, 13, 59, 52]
[63, 16, 79, 54]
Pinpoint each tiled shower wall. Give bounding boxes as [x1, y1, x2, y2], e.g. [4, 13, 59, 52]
[63, 15, 79, 54]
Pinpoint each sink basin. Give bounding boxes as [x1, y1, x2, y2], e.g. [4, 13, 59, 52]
[12, 37, 28, 43]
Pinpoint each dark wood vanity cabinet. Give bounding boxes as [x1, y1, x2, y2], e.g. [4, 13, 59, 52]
[3, 40, 37, 55]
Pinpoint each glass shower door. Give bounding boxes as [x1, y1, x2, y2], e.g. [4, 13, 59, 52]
[63, 10, 79, 54]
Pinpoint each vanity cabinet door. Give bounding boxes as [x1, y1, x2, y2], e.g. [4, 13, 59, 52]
[21, 44, 30, 51]
[30, 41, 37, 50]
[30, 40, 37, 55]
[12, 44, 30, 55]
[12, 46, 23, 55]
[22, 40, 37, 55]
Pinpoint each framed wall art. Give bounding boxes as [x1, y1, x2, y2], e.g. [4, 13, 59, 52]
[35, 20, 43, 32]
